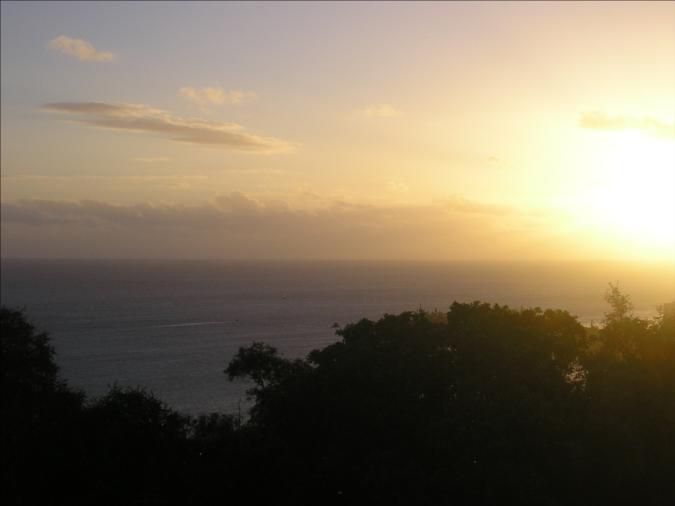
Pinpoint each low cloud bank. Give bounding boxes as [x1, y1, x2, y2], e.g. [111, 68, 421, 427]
[1, 195, 570, 260]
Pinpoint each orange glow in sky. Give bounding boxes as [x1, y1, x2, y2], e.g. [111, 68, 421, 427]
[1, 1, 674, 261]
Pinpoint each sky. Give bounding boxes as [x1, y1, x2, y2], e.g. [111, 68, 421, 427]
[1, 1, 674, 261]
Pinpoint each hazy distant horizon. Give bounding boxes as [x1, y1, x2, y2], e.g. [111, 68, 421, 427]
[3, 256, 675, 269]
[3, 258, 673, 414]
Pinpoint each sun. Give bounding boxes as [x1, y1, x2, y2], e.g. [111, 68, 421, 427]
[577, 130, 675, 258]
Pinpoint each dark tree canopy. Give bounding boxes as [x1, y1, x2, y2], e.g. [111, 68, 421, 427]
[223, 296, 674, 505]
[2, 288, 674, 505]
[1, 306, 59, 397]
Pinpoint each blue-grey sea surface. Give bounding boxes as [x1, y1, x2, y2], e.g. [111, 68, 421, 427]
[1, 260, 673, 415]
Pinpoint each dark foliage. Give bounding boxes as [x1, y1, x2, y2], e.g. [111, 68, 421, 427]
[1, 307, 85, 505]
[1, 286, 674, 505]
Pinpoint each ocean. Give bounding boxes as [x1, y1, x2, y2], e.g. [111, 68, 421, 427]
[1, 259, 673, 415]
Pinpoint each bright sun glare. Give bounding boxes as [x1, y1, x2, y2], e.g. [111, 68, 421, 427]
[579, 130, 675, 257]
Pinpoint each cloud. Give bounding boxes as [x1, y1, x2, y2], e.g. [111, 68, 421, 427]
[47, 35, 115, 62]
[0, 195, 568, 260]
[214, 191, 263, 214]
[443, 195, 514, 216]
[386, 181, 409, 193]
[134, 157, 171, 163]
[362, 104, 402, 118]
[179, 87, 256, 107]
[579, 111, 675, 139]
[42, 102, 293, 153]
[0, 174, 208, 194]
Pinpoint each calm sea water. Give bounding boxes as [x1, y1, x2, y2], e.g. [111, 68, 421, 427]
[1, 259, 673, 415]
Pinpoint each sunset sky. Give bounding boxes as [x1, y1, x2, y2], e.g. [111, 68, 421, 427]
[2, 1, 674, 261]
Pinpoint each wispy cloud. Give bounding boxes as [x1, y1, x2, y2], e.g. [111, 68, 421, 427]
[134, 157, 171, 163]
[47, 35, 115, 62]
[386, 180, 409, 193]
[579, 111, 675, 139]
[362, 104, 402, 118]
[179, 87, 256, 107]
[42, 102, 294, 153]
[443, 195, 514, 216]
[0, 174, 208, 192]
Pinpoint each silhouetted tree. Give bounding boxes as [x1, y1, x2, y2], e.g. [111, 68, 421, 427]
[1, 307, 84, 505]
[3, 288, 674, 505]
[77, 386, 191, 505]
[223, 295, 674, 505]
[579, 286, 675, 504]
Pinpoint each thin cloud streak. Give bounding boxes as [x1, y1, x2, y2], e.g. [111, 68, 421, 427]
[580, 111, 675, 139]
[362, 104, 402, 118]
[179, 87, 256, 107]
[47, 35, 115, 62]
[42, 102, 294, 153]
[443, 196, 514, 216]
[134, 157, 171, 163]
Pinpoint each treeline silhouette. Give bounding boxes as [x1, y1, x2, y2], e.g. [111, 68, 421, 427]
[2, 285, 674, 505]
